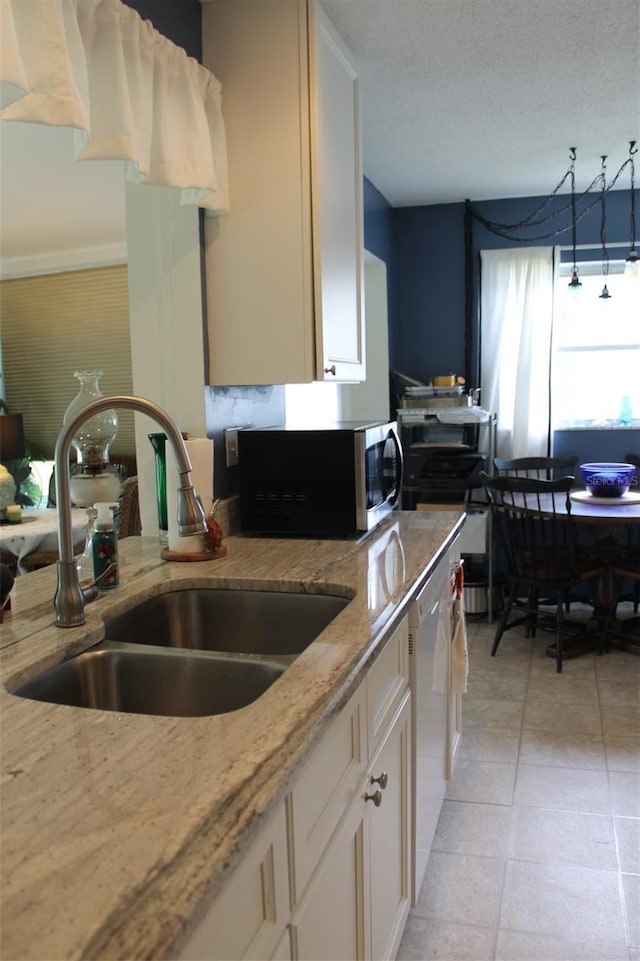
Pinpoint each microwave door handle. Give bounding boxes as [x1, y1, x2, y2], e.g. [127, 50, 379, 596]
[390, 428, 403, 503]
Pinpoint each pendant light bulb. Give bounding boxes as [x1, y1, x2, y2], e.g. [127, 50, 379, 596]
[625, 249, 640, 280]
[568, 267, 582, 290]
[599, 283, 611, 299]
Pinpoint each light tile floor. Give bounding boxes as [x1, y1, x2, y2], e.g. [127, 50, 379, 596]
[397, 611, 640, 961]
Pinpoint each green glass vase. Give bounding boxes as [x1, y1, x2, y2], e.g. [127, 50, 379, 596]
[148, 432, 168, 538]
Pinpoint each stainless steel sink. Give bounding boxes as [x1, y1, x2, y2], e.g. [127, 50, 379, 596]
[11, 643, 286, 717]
[11, 589, 350, 718]
[104, 588, 350, 658]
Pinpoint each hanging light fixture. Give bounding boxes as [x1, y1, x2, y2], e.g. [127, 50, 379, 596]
[598, 156, 612, 299]
[567, 147, 582, 290]
[625, 140, 639, 279]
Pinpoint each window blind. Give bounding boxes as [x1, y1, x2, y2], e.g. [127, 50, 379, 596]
[0, 265, 135, 459]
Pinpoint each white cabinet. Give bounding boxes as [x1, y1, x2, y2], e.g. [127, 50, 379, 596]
[288, 684, 367, 903]
[408, 556, 449, 903]
[177, 616, 411, 961]
[178, 803, 291, 961]
[339, 252, 391, 423]
[202, 0, 365, 386]
[408, 542, 465, 903]
[291, 781, 367, 961]
[291, 695, 411, 961]
[368, 695, 412, 961]
[289, 616, 411, 961]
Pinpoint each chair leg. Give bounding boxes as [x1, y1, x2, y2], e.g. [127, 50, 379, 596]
[526, 587, 539, 637]
[491, 585, 516, 656]
[554, 597, 564, 673]
[564, 587, 572, 614]
[597, 597, 617, 656]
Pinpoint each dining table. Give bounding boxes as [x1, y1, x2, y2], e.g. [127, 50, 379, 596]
[0, 508, 89, 575]
[520, 488, 640, 655]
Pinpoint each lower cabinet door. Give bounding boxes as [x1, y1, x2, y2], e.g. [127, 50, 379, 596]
[291, 794, 367, 961]
[178, 804, 290, 961]
[291, 692, 412, 961]
[368, 693, 412, 961]
[271, 928, 293, 961]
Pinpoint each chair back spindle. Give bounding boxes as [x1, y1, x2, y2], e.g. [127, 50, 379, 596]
[479, 471, 604, 671]
[493, 455, 578, 481]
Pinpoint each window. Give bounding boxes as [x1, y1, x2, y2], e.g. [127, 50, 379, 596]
[0, 265, 135, 459]
[552, 256, 640, 429]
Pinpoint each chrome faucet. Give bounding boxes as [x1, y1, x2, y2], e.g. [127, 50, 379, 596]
[54, 395, 208, 627]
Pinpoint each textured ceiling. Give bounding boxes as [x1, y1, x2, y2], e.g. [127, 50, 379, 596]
[319, 0, 640, 205]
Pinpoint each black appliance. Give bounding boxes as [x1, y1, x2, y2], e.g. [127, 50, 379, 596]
[405, 446, 487, 504]
[237, 421, 402, 537]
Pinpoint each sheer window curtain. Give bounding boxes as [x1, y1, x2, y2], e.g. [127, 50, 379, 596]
[0, 0, 228, 212]
[480, 247, 554, 459]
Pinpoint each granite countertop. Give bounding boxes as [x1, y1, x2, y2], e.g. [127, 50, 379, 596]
[0, 509, 463, 961]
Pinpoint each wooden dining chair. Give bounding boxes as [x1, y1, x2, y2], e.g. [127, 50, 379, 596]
[492, 455, 585, 614]
[607, 452, 640, 623]
[608, 548, 640, 621]
[493, 455, 578, 480]
[118, 477, 142, 538]
[0, 549, 19, 580]
[480, 472, 604, 672]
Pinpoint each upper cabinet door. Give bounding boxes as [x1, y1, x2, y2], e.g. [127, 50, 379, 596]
[310, 4, 366, 382]
[202, 0, 365, 386]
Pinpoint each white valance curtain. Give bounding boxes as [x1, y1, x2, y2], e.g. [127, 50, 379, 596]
[0, 0, 228, 212]
[480, 247, 554, 459]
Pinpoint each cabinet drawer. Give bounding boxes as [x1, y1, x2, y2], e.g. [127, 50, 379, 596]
[288, 681, 367, 903]
[178, 804, 290, 961]
[367, 615, 409, 757]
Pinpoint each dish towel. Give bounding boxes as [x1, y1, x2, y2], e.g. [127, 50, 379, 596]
[451, 593, 469, 694]
[432, 616, 449, 695]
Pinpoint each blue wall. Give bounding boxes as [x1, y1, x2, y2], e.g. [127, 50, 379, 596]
[390, 202, 464, 382]
[390, 190, 633, 388]
[554, 430, 640, 472]
[124, 0, 202, 59]
[363, 177, 394, 264]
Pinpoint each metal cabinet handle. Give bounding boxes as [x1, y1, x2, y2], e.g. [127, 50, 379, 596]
[364, 789, 383, 807]
[370, 772, 388, 789]
[324, 365, 336, 376]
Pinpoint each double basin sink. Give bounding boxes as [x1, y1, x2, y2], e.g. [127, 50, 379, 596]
[12, 588, 350, 718]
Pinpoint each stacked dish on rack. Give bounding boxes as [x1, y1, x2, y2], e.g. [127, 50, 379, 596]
[400, 385, 468, 410]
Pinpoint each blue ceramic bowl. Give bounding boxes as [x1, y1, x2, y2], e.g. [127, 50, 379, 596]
[580, 462, 637, 498]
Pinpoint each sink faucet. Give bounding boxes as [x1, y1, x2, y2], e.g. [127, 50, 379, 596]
[54, 395, 208, 627]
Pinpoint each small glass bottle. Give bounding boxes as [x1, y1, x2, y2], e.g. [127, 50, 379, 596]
[92, 502, 119, 589]
[619, 395, 633, 426]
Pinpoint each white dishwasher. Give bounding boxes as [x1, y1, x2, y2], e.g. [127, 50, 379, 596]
[408, 552, 459, 906]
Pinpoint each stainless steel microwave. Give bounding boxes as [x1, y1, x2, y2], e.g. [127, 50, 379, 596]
[237, 421, 403, 537]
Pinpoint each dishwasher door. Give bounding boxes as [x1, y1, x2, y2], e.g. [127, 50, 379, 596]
[408, 559, 450, 906]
